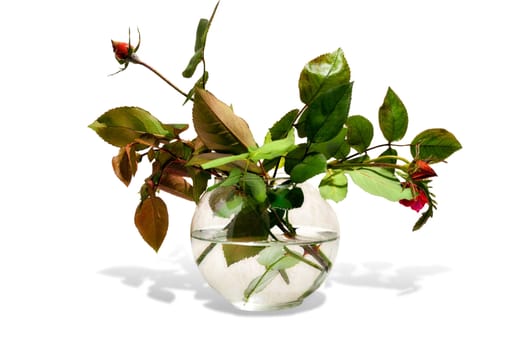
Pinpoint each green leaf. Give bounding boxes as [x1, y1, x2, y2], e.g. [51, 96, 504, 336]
[410, 128, 462, 163]
[300, 82, 352, 143]
[290, 153, 327, 183]
[299, 48, 351, 104]
[310, 127, 350, 160]
[347, 167, 413, 201]
[208, 186, 244, 218]
[346, 115, 374, 153]
[182, 5, 215, 79]
[182, 48, 204, 78]
[378, 147, 398, 173]
[192, 89, 257, 153]
[378, 87, 408, 142]
[134, 196, 169, 252]
[413, 206, 434, 231]
[194, 18, 209, 51]
[207, 168, 242, 192]
[222, 203, 269, 266]
[319, 171, 348, 202]
[162, 124, 189, 138]
[89, 107, 172, 147]
[249, 130, 296, 162]
[240, 172, 267, 203]
[200, 153, 249, 170]
[187, 152, 261, 174]
[225, 203, 269, 241]
[270, 109, 299, 140]
[268, 186, 304, 209]
[283, 144, 307, 175]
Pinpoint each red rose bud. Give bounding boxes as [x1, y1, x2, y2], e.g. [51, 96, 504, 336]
[111, 40, 134, 63]
[399, 183, 429, 212]
[410, 160, 437, 180]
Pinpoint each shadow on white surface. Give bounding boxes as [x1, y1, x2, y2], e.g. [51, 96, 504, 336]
[100, 265, 201, 303]
[328, 262, 450, 295]
[100, 251, 447, 316]
[99, 250, 326, 316]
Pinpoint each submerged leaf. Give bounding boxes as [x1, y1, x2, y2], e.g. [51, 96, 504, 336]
[222, 244, 265, 267]
[244, 270, 279, 300]
[244, 245, 300, 300]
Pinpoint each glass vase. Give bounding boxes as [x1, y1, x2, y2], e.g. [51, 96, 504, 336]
[190, 179, 340, 311]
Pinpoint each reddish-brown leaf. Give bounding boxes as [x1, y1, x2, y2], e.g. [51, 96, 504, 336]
[112, 145, 138, 186]
[134, 197, 169, 252]
[158, 173, 193, 201]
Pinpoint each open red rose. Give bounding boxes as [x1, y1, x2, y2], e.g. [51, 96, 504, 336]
[399, 183, 429, 212]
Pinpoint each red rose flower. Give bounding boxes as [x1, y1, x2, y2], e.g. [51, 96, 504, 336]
[399, 183, 429, 212]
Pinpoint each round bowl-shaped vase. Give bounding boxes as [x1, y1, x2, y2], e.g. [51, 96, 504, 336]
[190, 179, 340, 311]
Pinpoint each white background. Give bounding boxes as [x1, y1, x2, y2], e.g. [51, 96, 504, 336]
[1, 0, 521, 349]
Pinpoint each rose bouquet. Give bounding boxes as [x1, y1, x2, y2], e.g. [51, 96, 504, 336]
[89, 2, 461, 309]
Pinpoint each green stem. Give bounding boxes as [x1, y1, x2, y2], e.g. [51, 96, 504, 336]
[284, 247, 323, 271]
[195, 242, 217, 265]
[269, 208, 332, 272]
[344, 142, 412, 161]
[328, 160, 408, 173]
[371, 154, 411, 164]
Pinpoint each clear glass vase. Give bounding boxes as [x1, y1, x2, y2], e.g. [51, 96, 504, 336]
[190, 179, 340, 311]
